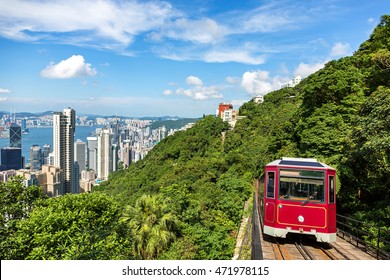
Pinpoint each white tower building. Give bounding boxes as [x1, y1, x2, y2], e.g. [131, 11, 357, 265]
[87, 136, 98, 171]
[97, 128, 112, 180]
[53, 108, 78, 194]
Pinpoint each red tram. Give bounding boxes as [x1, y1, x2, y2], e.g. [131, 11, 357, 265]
[263, 157, 336, 242]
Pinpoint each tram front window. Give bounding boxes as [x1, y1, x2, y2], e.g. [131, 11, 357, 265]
[279, 169, 325, 203]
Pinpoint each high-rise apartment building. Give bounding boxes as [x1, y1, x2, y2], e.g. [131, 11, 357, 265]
[112, 143, 118, 172]
[120, 141, 132, 168]
[53, 108, 78, 194]
[9, 123, 21, 148]
[42, 144, 52, 165]
[30, 144, 42, 171]
[74, 139, 86, 172]
[87, 136, 97, 171]
[97, 128, 112, 180]
[47, 152, 54, 166]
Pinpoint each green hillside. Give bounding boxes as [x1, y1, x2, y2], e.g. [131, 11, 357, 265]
[147, 118, 200, 131]
[98, 14, 390, 258]
[1, 15, 389, 260]
[97, 115, 253, 259]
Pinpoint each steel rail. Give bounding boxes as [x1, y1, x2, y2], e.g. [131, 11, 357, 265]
[330, 242, 351, 260]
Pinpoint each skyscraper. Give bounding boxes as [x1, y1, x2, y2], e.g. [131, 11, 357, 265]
[30, 145, 42, 171]
[0, 147, 22, 171]
[87, 136, 97, 171]
[21, 118, 27, 132]
[74, 139, 86, 172]
[53, 108, 77, 194]
[10, 123, 21, 148]
[112, 143, 118, 172]
[120, 141, 132, 168]
[97, 128, 112, 180]
[42, 144, 52, 165]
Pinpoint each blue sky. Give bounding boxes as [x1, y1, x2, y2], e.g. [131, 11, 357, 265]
[0, 0, 388, 118]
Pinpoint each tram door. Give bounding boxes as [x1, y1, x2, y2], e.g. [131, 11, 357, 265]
[327, 172, 337, 232]
[264, 168, 277, 224]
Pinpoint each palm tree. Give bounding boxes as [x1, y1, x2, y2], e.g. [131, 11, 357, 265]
[123, 194, 179, 259]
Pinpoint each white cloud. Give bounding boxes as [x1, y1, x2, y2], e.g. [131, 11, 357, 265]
[0, 88, 11, 93]
[186, 76, 203, 86]
[158, 46, 267, 65]
[160, 18, 226, 44]
[330, 42, 352, 57]
[40, 55, 97, 79]
[163, 89, 173, 96]
[176, 86, 223, 100]
[204, 50, 265, 65]
[239, 61, 326, 97]
[164, 76, 223, 100]
[241, 11, 296, 33]
[0, 0, 320, 62]
[0, 0, 176, 50]
[0, 97, 8, 102]
[222, 1, 309, 36]
[241, 70, 287, 96]
[294, 62, 325, 78]
[0, 0, 334, 68]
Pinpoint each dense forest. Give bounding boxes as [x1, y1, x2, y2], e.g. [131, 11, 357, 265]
[1, 15, 389, 260]
[147, 118, 199, 131]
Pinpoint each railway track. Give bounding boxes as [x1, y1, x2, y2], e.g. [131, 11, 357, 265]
[265, 235, 356, 260]
[254, 179, 372, 260]
[295, 241, 315, 260]
[265, 238, 342, 260]
[320, 246, 338, 260]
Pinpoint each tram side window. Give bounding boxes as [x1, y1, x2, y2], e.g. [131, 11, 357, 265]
[267, 172, 275, 198]
[329, 176, 335, 204]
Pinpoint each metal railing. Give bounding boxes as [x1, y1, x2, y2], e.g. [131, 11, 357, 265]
[336, 214, 390, 260]
[251, 191, 263, 260]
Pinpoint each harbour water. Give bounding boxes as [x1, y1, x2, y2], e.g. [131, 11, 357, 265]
[0, 126, 100, 163]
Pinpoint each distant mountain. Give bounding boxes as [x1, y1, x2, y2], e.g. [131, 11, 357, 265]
[140, 116, 184, 121]
[0, 111, 193, 121]
[0, 111, 54, 118]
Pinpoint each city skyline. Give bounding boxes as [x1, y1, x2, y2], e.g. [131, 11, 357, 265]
[0, 0, 388, 117]
[0, 106, 185, 188]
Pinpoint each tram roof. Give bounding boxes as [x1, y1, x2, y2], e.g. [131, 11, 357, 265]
[267, 157, 335, 169]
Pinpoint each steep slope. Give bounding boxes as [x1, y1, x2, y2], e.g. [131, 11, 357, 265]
[99, 15, 390, 257]
[97, 116, 253, 259]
